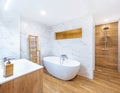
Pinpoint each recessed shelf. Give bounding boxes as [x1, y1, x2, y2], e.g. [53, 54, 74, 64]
[55, 28, 82, 40]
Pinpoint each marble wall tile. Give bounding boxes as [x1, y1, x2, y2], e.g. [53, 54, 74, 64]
[50, 14, 95, 79]
[0, 15, 20, 60]
[20, 18, 52, 63]
[0, 14, 96, 79]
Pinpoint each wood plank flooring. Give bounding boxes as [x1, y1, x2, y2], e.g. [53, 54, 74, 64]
[43, 67, 120, 93]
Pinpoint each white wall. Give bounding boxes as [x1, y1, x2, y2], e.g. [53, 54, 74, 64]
[20, 18, 52, 62]
[0, 12, 95, 79]
[118, 20, 120, 72]
[0, 14, 20, 60]
[50, 14, 95, 79]
[0, 15, 52, 63]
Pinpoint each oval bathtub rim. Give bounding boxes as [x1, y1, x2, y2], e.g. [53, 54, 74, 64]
[43, 56, 80, 67]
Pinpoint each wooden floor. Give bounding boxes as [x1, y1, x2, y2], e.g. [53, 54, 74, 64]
[43, 67, 120, 93]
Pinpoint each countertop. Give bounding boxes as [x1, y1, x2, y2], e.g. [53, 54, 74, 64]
[0, 59, 43, 84]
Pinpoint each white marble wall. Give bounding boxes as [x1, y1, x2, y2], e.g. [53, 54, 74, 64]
[118, 20, 120, 72]
[0, 15, 20, 60]
[20, 18, 52, 62]
[0, 15, 52, 63]
[50, 14, 95, 79]
[0, 12, 95, 79]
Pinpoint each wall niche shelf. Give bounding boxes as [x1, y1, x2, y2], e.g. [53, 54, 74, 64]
[55, 28, 82, 40]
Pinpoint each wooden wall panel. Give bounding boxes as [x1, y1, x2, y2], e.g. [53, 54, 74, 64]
[95, 22, 118, 70]
[56, 28, 82, 40]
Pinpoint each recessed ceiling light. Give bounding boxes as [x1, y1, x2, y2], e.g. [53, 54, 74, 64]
[40, 11, 47, 16]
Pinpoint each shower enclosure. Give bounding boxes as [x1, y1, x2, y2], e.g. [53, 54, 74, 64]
[95, 22, 118, 70]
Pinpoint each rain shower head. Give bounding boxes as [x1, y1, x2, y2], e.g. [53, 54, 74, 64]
[103, 26, 109, 30]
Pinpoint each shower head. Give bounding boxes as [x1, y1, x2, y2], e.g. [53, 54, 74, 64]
[103, 26, 109, 30]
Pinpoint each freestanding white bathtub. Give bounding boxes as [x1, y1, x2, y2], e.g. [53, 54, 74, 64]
[43, 56, 80, 80]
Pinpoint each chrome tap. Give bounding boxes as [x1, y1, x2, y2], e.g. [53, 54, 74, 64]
[3, 57, 8, 62]
[60, 55, 68, 64]
[0, 57, 8, 76]
[1, 57, 14, 68]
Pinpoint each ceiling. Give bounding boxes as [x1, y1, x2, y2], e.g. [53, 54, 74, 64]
[0, 0, 120, 26]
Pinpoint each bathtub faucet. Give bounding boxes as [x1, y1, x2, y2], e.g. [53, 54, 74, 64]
[60, 55, 68, 64]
